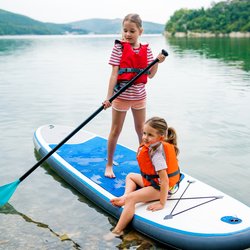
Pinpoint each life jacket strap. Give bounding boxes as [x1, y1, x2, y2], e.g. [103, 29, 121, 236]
[141, 171, 160, 190]
[118, 68, 150, 75]
[141, 170, 183, 192]
[168, 169, 180, 178]
[142, 169, 180, 178]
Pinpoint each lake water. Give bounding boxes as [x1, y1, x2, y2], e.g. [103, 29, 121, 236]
[0, 35, 249, 249]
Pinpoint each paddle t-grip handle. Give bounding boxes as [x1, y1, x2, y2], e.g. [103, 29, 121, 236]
[162, 49, 168, 57]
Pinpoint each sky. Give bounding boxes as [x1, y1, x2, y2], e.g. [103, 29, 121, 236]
[0, 0, 223, 24]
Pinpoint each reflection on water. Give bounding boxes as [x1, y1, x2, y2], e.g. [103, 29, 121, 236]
[167, 37, 250, 72]
[0, 203, 81, 249]
[0, 38, 33, 55]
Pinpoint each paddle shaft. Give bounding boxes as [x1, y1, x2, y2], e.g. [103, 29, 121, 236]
[20, 49, 168, 182]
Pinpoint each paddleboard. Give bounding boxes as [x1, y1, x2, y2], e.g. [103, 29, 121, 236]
[33, 124, 250, 250]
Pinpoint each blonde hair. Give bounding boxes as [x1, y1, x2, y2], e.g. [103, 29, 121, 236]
[122, 13, 143, 29]
[145, 116, 179, 155]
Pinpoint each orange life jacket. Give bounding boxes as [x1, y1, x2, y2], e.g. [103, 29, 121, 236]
[116, 40, 149, 84]
[137, 141, 180, 190]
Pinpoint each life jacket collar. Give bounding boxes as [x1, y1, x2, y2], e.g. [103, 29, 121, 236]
[142, 140, 162, 149]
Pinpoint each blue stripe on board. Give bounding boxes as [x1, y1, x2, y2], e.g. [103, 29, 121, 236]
[50, 137, 140, 197]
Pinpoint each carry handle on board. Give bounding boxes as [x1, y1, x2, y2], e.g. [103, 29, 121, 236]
[0, 49, 168, 207]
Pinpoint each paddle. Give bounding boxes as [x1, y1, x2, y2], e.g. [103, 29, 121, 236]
[0, 49, 169, 207]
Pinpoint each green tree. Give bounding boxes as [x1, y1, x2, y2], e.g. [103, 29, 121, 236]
[165, 0, 250, 34]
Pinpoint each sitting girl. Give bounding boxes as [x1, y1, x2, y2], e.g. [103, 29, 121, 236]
[108, 116, 181, 237]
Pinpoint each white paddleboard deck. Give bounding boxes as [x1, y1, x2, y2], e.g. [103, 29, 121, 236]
[33, 124, 250, 250]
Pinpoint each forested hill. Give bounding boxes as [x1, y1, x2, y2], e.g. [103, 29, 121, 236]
[0, 9, 76, 35]
[69, 19, 164, 34]
[0, 9, 164, 35]
[165, 0, 250, 35]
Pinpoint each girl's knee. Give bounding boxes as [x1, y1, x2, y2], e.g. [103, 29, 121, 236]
[109, 127, 121, 138]
[126, 173, 134, 180]
[126, 173, 139, 183]
[124, 193, 136, 204]
[134, 125, 143, 135]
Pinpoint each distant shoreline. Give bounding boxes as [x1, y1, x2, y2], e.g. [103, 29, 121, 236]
[1, 32, 249, 39]
[0, 33, 162, 39]
[164, 31, 250, 38]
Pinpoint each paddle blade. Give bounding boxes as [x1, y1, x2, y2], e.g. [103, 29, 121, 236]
[0, 180, 20, 207]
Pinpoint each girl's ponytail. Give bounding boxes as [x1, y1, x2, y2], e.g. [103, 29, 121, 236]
[166, 127, 179, 155]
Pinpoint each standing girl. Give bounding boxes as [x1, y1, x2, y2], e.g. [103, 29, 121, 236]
[108, 116, 181, 237]
[103, 13, 166, 178]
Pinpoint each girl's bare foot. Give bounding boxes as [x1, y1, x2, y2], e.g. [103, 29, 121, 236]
[110, 195, 126, 207]
[103, 230, 123, 241]
[105, 166, 115, 178]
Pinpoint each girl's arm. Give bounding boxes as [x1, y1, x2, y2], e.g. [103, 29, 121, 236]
[147, 170, 169, 211]
[148, 53, 166, 79]
[103, 65, 119, 109]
